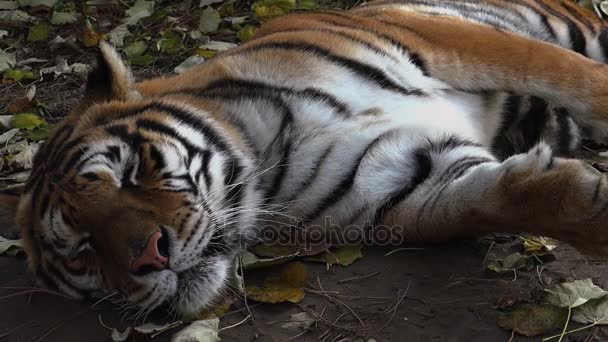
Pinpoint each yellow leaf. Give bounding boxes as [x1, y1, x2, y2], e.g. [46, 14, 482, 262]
[11, 113, 46, 130]
[27, 22, 49, 41]
[238, 25, 258, 42]
[245, 262, 306, 304]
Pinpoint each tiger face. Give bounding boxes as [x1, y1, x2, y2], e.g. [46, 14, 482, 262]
[7, 43, 262, 316]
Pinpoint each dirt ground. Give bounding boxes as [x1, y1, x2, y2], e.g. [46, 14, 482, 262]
[2, 238, 608, 341]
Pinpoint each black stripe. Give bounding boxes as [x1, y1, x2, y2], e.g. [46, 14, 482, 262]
[303, 130, 399, 223]
[598, 27, 608, 62]
[136, 119, 198, 155]
[492, 94, 522, 159]
[264, 139, 291, 203]
[519, 96, 549, 152]
[534, 0, 587, 54]
[230, 41, 425, 96]
[182, 78, 350, 119]
[373, 146, 433, 224]
[555, 108, 573, 156]
[284, 143, 335, 204]
[149, 145, 165, 169]
[198, 150, 213, 190]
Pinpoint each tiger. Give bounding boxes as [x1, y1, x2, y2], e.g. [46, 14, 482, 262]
[3, 0, 608, 319]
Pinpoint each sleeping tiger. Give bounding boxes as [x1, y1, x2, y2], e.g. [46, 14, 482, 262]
[3, 0, 608, 317]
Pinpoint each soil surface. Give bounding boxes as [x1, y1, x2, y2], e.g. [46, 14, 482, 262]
[2, 239, 608, 341]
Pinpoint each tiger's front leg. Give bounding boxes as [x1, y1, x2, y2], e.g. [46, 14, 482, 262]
[382, 142, 608, 257]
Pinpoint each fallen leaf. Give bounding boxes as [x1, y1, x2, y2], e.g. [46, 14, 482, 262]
[298, 0, 319, 10]
[240, 250, 296, 270]
[157, 30, 183, 55]
[0, 50, 15, 73]
[545, 279, 608, 308]
[303, 245, 363, 267]
[129, 54, 154, 66]
[520, 235, 558, 255]
[191, 296, 233, 321]
[174, 56, 206, 74]
[198, 41, 237, 51]
[497, 304, 567, 337]
[0, 29, 8, 38]
[245, 262, 307, 304]
[172, 318, 220, 342]
[124, 0, 155, 26]
[2, 69, 37, 83]
[0, 1, 17, 10]
[27, 21, 49, 41]
[199, 0, 223, 7]
[123, 41, 147, 57]
[199, 6, 221, 33]
[11, 113, 45, 130]
[104, 25, 128, 47]
[50, 11, 79, 25]
[8, 141, 39, 169]
[0, 10, 35, 22]
[110, 327, 131, 342]
[572, 296, 608, 324]
[0, 129, 19, 145]
[238, 25, 257, 42]
[281, 312, 316, 331]
[26, 123, 55, 141]
[487, 252, 530, 273]
[0, 236, 24, 256]
[17, 0, 56, 7]
[134, 321, 182, 335]
[49, 35, 78, 52]
[252, 0, 296, 20]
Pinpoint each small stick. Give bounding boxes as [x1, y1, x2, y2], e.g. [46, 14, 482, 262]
[219, 314, 251, 332]
[384, 247, 425, 256]
[338, 272, 379, 284]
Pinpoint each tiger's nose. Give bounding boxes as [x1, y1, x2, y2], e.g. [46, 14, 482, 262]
[130, 231, 169, 275]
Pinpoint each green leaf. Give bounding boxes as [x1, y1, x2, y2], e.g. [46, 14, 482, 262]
[298, 0, 319, 10]
[157, 30, 183, 55]
[129, 54, 154, 66]
[545, 279, 608, 308]
[2, 69, 37, 83]
[486, 252, 531, 273]
[11, 113, 46, 130]
[572, 296, 608, 324]
[123, 41, 147, 57]
[497, 304, 568, 337]
[0, 236, 24, 256]
[238, 25, 258, 42]
[26, 122, 55, 141]
[27, 21, 49, 42]
[50, 11, 78, 25]
[252, 0, 296, 19]
[199, 6, 221, 33]
[303, 245, 363, 267]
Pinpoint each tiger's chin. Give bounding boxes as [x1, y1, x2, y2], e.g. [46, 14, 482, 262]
[151, 257, 233, 317]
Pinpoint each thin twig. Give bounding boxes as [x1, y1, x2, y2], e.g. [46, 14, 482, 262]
[316, 277, 365, 328]
[384, 247, 425, 256]
[218, 314, 251, 332]
[338, 272, 379, 284]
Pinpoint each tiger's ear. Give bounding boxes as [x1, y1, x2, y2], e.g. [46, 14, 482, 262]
[83, 41, 141, 103]
[0, 184, 24, 239]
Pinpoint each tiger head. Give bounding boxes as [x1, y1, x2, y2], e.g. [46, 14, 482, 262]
[0, 43, 263, 316]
